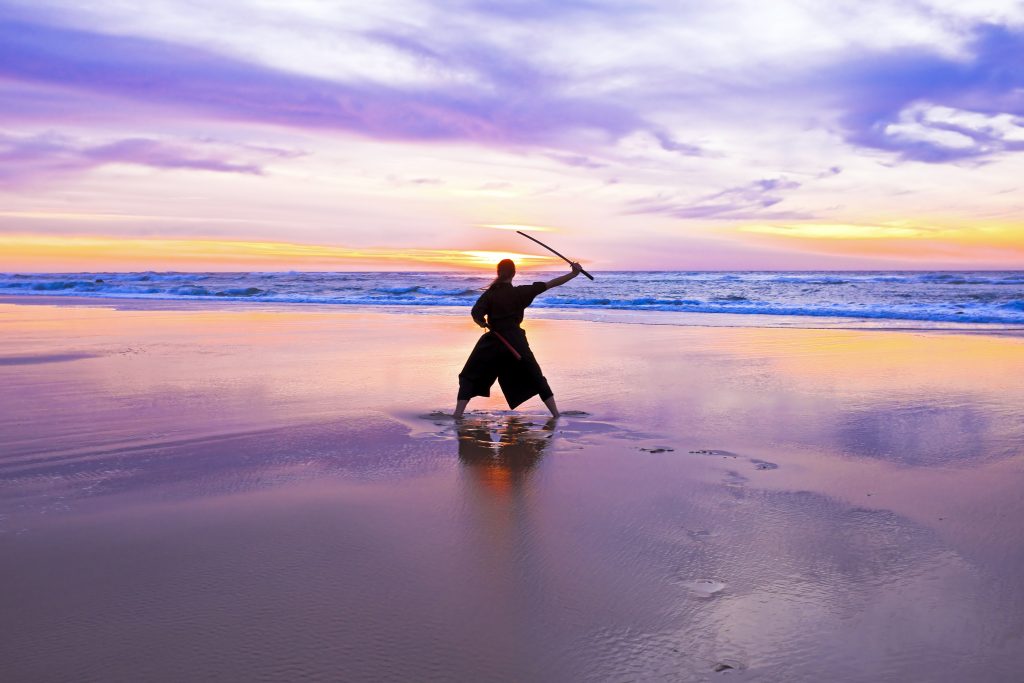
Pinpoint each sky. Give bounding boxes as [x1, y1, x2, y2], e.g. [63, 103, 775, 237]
[1, 0, 1023, 271]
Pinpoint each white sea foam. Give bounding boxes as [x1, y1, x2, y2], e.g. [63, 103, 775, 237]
[2, 271, 1023, 327]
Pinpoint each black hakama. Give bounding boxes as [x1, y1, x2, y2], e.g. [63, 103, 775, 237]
[457, 281, 553, 409]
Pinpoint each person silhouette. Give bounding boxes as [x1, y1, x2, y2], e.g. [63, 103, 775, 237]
[454, 259, 581, 419]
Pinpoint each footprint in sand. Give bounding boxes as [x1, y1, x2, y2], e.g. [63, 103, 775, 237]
[713, 659, 746, 673]
[690, 448, 779, 471]
[722, 470, 748, 486]
[689, 449, 739, 458]
[751, 459, 779, 470]
[681, 579, 726, 598]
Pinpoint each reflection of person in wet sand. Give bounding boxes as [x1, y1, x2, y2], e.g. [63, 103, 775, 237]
[454, 258, 582, 419]
[457, 417, 556, 492]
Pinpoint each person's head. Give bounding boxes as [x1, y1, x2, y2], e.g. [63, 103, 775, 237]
[488, 259, 516, 289]
[497, 259, 516, 281]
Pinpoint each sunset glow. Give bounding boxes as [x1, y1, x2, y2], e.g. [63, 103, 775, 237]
[0, 235, 557, 271]
[740, 224, 937, 240]
[734, 221, 1024, 265]
[0, 1, 1022, 271]
[480, 225, 556, 233]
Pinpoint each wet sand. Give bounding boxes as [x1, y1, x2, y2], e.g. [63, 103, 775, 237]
[2, 297, 1023, 681]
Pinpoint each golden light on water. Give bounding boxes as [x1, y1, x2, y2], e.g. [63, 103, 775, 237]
[0, 235, 557, 271]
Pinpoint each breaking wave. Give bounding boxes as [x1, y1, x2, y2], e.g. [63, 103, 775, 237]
[2, 270, 1023, 327]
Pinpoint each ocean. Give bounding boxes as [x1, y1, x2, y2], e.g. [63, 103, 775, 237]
[3, 270, 1023, 329]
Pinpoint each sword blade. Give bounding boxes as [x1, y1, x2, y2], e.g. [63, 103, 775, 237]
[515, 231, 595, 280]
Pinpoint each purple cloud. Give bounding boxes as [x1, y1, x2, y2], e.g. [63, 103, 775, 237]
[827, 23, 1024, 162]
[84, 139, 262, 174]
[626, 178, 808, 220]
[650, 130, 704, 156]
[0, 133, 264, 186]
[0, 16, 702, 157]
[546, 153, 607, 168]
[387, 175, 443, 186]
[466, 0, 654, 21]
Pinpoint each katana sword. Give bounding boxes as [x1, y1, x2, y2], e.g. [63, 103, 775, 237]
[515, 231, 595, 280]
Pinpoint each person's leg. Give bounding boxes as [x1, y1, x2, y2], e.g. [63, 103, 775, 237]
[509, 343, 556, 417]
[542, 395, 560, 418]
[457, 337, 499, 419]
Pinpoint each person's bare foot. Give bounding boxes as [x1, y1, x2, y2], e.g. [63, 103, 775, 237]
[542, 395, 560, 418]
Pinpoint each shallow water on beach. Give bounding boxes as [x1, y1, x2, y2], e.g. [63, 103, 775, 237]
[2, 301, 1023, 681]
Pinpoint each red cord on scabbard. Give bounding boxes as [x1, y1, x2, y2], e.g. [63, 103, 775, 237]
[485, 325, 522, 361]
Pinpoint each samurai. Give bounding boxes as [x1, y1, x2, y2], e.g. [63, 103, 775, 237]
[454, 258, 582, 419]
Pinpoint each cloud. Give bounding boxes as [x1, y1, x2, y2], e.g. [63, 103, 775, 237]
[650, 130, 704, 156]
[626, 177, 809, 220]
[480, 223, 555, 232]
[0, 16, 702, 156]
[739, 223, 939, 240]
[0, 132, 268, 186]
[873, 103, 1024, 162]
[464, 0, 656, 22]
[828, 23, 1024, 162]
[84, 139, 262, 174]
[387, 175, 443, 186]
[1, 1, 1023, 269]
[546, 153, 607, 169]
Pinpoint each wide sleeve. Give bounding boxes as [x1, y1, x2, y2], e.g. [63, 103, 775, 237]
[470, 291, 490, 325]
[516, 282, 548, 308]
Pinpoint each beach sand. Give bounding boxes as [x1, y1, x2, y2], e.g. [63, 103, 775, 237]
[2, 297, 1023, 681]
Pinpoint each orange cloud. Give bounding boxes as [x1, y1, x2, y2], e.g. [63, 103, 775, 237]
[0, 235, 557, 271]
[479, 224, 556, 232]
[734, 221, 1024, 264]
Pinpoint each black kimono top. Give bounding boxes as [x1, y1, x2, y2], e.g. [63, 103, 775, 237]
[471, 281, 547, 331]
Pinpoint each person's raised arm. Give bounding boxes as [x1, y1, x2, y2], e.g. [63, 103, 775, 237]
[545, 262, 582, 290]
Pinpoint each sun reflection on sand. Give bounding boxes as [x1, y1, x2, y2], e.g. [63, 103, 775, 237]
[456, 416, 555, 495]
